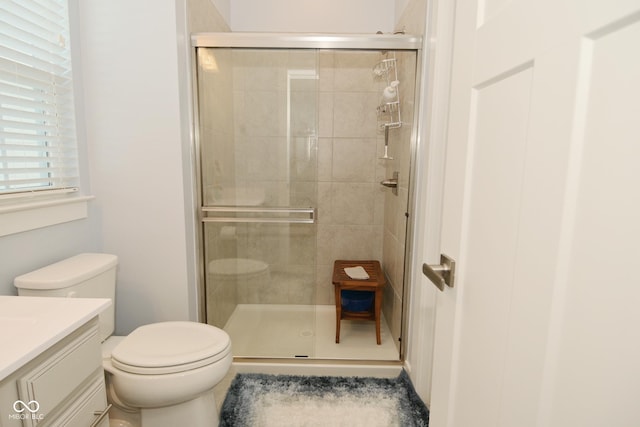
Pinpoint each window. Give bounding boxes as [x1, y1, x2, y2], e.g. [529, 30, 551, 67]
[0, 0, 91, 237]
[1, 0, 79, 197]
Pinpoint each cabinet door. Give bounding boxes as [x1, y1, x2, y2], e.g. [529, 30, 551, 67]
[48, 375, 110, 427]
[17, 326, 101, 426]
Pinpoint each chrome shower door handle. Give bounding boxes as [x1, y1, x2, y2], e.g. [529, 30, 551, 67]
[422, 254, 456, 291]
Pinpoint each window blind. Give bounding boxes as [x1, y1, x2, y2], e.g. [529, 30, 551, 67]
[0, 0, 79, 196]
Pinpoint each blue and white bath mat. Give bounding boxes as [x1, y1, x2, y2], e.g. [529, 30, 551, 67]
[219, 370, 429, 426]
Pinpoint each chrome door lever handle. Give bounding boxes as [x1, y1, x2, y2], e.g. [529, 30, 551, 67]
[422, 254, 455, 291]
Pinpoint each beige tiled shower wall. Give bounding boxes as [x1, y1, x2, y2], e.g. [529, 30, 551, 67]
[316, 50, 384, 307]
[200, 48, 417, 345]
[316, 50, 416, 350]
[381, 51, 416, 348]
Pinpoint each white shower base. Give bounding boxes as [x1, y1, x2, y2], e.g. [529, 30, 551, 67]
[224, 304, 399, 361]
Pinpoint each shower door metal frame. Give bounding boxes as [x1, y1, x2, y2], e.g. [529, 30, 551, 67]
[190, 33, 424, 362]
[191, 32, 422, 50]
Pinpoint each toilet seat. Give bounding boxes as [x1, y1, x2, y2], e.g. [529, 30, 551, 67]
[111, 321, 231, 375]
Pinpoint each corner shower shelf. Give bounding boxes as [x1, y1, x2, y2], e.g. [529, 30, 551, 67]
[375, 55, 402, 129]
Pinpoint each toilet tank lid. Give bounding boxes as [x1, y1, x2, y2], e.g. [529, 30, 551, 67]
[14, 253, 118, 290]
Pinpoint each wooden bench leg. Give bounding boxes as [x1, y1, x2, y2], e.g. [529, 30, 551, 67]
[335, 285, 342, 343]
[375, 288, 382, 345]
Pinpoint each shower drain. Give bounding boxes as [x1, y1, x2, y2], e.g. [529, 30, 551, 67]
[299, 329, 314, 337]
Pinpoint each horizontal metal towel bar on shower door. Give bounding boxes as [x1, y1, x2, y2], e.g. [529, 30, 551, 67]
[201, 206, 316, 224]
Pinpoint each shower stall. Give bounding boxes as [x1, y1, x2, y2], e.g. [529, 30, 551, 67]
[192, 33, 421, 362]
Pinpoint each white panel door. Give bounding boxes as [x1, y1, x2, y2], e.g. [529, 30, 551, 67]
[428, 0, 640, 426]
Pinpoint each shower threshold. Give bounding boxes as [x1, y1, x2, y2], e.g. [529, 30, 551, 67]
[223, 304, 399, 361]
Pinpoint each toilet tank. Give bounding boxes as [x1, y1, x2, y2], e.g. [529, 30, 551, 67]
[14, 253, 118, 342]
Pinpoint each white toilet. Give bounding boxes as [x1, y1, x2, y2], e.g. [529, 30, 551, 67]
[14, 253, 232, 427]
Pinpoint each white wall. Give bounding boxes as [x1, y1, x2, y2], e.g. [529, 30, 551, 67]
[76, 0, 230, 334]
[230, 0, 395, 33]
[209, 0, 230, 26]
[78, 0, 192, 334]
[0, 222, 99, 295]
[395, 0, 411, 20]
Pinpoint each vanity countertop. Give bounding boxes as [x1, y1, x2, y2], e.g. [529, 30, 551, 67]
[0, 296, 111, 381]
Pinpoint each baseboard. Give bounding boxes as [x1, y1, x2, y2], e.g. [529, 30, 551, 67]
[232, 358, 403, 378]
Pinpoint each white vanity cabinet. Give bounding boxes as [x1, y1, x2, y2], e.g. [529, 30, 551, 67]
[0, 316, 110, 427]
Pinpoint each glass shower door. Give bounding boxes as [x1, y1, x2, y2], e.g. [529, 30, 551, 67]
[196, 48, 319, 358]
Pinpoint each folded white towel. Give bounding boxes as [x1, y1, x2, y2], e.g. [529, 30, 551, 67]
[344, 266, 370, 280]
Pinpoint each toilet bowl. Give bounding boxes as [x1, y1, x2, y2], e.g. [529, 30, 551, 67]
[208, 257, 270, 303]
[14, 253, 232, 427]
[102, 322, 232, 426]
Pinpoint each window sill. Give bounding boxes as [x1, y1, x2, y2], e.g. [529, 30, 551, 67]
[0, 195, 95, 237]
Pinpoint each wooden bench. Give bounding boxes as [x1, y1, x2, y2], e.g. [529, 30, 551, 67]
[332, 260, 386, 345]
